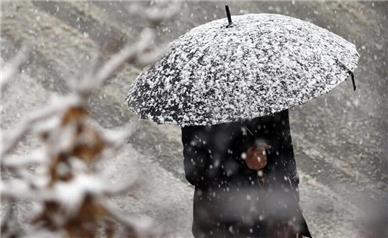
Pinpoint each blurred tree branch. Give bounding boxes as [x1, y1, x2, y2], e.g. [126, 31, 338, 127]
[0, 45, 29, 92]
[0, 1, 180, 237]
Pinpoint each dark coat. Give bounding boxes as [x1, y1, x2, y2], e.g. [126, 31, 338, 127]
[181, 110, 311, 238]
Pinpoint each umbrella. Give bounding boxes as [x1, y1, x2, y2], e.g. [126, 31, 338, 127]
[126, 6, 359, 126]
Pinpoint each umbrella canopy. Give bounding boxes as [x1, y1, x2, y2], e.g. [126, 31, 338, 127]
[126, 13, 359, 126]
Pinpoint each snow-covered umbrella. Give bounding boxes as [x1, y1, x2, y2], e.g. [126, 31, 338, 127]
[126, 6, 359, 126]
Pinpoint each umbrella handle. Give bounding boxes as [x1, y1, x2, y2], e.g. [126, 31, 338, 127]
[225, 5, 232, 27]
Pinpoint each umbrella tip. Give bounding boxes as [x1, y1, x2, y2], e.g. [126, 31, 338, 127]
[225, 5, 232, 27]
[350, 71, 356, 91]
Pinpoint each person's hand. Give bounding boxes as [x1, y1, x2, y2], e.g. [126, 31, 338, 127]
[245, 144, 271, 170]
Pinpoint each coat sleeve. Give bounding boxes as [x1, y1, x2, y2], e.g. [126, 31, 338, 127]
[182, 142, 209, 187]
[282, 144, 300, 201]
[279, 110, 300, 201]
[273, 109, 300, 201]
[181, 127, 218, 188]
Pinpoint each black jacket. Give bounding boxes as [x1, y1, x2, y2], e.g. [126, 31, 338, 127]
[182, 110, 311, 238]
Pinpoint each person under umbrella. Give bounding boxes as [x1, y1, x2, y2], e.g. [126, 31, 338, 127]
[127, 6, 359, 238]
[182, 109, 311, 237]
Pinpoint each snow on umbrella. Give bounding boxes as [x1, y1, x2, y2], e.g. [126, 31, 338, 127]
[126, 6, 359, 126]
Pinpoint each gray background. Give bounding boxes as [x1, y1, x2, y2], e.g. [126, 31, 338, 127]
[1, 1, 387, 237]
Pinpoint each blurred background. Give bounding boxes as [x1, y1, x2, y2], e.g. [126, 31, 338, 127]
[1, 1, 387, 237]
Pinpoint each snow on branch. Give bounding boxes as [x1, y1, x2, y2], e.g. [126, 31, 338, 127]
[129, 0, 181, 26]
[77, 28, 156, 96]
[0, 95, 81, 159]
